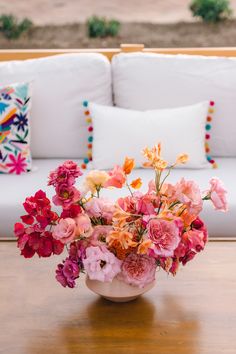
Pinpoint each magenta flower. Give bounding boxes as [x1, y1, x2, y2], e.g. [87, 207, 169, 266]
[52, 185, 80, 209]
[55, 258, 80, 288]
[48, 160, 82, 187]
[147, 218, 180, 257]
[83, 246, 121, 282]
[69, 240, 87, 265]
[6, 153, 27, 174]
[118, 253, 157, 288]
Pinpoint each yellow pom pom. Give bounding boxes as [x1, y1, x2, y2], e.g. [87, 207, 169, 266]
[87, 150, 92, 158]
[86, 118, 92, 124]
[213, 162, 218, 169]
[208, 108, 214, 114]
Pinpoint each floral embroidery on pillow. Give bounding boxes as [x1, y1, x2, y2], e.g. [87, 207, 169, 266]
[0, 82, 32, 174]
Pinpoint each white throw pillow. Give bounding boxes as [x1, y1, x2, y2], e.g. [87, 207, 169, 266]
[88, 101, 210, 170]
[112, 52, 236, 157]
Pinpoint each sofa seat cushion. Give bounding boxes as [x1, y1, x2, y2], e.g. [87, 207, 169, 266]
[0, 158, 235, 238]
[0, 53, 112, 159]
[112, 52, 236, 157]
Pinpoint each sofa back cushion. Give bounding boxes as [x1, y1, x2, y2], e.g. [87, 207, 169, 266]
[0, 53, 112, 158]
[112, 52, 236, 157]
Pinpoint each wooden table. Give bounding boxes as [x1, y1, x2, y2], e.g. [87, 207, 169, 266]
[0, 241, 236, 354]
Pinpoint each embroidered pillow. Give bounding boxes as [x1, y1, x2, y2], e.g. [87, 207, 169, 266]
[0, 82, 32, 174]
[81, 100, 216, 170]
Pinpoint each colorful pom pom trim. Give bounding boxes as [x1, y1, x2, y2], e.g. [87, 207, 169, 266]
[81, 100, 93, 169]
[205, 101, 217, 169]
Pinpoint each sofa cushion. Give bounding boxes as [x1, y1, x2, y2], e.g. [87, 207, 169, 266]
[0, 82, 32, 174]
[0, 53, 112, 159]
[112, 52, 236, 157]
[0, 158, 235, 238]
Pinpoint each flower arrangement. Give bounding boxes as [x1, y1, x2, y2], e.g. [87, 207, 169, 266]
[14, 144, 228, 290]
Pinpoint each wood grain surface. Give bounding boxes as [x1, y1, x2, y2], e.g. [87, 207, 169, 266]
[0, 242, 236, 354]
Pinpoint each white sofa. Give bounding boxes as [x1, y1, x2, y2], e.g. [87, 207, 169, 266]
[0, 51, 235, 238]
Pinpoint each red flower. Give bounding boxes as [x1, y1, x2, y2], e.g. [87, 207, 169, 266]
[22, 190, 58, 228]
[21, 214, 34, 225]
[61, 204, 82, 219]
[14, 224, 64, 259]
[6, 153, 27, 175]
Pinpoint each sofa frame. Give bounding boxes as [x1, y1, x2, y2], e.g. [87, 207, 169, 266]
[0, 44, 235, 242]
[1, 44, 236, 62]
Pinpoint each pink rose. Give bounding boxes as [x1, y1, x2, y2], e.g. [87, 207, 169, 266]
[83, 246, 121, 282]
[136, 194, 157, 215]
[148, 179, 156, 194]
[117, 195, 138, 214]
[52, 218, 76, 244]
[118, 253, 157, 288]
[147, 218, 180, 257]
[104, 165, 126, 188]
[209, 177, 228, 211]
[90, 225, 112, 246]
[85, 198, 115, 222]
[174, 178, 203, 215]
[75, 213, 93, 238]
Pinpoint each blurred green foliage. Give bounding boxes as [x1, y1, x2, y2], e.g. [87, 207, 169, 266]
[87, 16, 120, 38]
[0, 14, 32, 39]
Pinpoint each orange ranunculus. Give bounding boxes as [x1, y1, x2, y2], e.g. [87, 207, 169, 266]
[180, 209, 196, 228]
[130, 178, 142, 189]
[123, 157, 135, 175]
[175, 153, 189, 165]
[142, 143, 168, 171]
[108, 240, 134, 260]
[107, 230, 137, 249]
[137, 239, 152, 255]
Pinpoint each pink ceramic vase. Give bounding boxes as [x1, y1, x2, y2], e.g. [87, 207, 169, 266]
[86, 276, 156, 302]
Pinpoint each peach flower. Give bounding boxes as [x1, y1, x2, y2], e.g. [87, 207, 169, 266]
[107, 230, 137, 249]
[174, 178, 203, 215]
[118, 253, 157, 288]
[123, 157, 135, 175]
[104, 165, 126, 189]
[75, 214, 93, 238]
[209, 177, 228, 211]
[130, 178, 142, 189]
[84, 170, 109, 193]
[52, 218, 76, 244]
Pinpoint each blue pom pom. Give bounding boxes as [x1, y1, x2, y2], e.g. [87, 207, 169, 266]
[207, 155, 212, 162]
[83, 100, 88, 107]
[88, 136, 93, 142]
[84, 157, 89, 164]
[205, 124, 211, 131]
